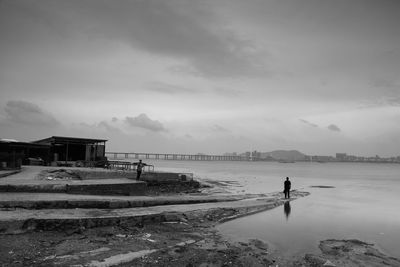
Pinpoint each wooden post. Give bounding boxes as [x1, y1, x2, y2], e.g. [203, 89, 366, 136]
[65, 142, 69, 165]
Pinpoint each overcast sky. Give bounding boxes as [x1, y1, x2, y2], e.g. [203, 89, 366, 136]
[1, 0, 400, 156]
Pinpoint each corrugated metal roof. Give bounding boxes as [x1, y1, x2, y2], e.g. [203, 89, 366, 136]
[32, 136, 107, 145]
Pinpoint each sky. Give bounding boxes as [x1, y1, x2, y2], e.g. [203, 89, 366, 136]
[1, 0, 400, 156]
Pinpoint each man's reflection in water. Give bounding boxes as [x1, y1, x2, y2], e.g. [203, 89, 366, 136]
[284, 201, 291, 221]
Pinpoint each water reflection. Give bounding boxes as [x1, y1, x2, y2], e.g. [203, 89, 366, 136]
[284, 201, 291, 220]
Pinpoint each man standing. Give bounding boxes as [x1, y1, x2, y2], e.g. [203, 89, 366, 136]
[284, 177, 291, 199]
[135, 160, 146, 180]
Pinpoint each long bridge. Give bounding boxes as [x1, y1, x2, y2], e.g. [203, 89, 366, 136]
[105, 152, 257, 161]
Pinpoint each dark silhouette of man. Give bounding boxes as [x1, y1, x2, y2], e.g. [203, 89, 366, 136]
[135, 160, 146, 180]
[284, 177, 291, 199]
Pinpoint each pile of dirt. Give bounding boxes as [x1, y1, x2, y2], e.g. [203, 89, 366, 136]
[37, 169, 82, 181]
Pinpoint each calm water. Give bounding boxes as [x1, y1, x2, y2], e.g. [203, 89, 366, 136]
[143, 160, 400, 258]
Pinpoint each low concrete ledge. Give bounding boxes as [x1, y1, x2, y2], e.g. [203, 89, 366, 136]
[0, 180, 147, 196]
[0, 203, 280, 234]
[0, 170, 21, 178]
[0, 192, 309, 234]
[142, 172, 193, 182]
[66, 182, 147, 196]
[0, 184, 66, 193]
[0, 194, 251, 210]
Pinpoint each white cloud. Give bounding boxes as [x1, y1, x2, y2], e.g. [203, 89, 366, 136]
[146, 82, 198, 94]
[211, 124, 231, 133]
[125, 113, 166, 132]
[4, 100, 59, 127]
[299, 119, 319, 128]
[327, 124, 341, 132]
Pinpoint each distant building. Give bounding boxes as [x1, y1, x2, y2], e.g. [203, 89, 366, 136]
[311, 155, 335, 162]
[251, 150, 261, 160]
[336, 153, 347, 161]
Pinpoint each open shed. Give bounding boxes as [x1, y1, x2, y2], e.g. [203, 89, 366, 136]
[33, 136, 107, 164]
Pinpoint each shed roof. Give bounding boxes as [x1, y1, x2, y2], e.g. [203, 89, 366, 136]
[0, 140, 50, 148]
[33, 136, 107, 145]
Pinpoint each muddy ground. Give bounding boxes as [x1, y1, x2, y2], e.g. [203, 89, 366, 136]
[1, 204, 399, 267]
[0, 207, 276, 267]
[1, 174, 398, 267]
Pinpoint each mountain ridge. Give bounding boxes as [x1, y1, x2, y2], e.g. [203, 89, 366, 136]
[260, 150, 307, 161]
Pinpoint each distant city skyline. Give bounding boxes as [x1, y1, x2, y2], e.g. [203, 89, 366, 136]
[1, 0, 400, 156]
[224, 150, 400, 161]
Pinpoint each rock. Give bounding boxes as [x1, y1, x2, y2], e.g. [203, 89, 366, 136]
[249, 239, 268, 251]
[163, 213, 184, 222]
[40, 241, 52, 247]
[93, 237, 108, 243]
[174, 246, 186, 253]
[304, 254, 326, 265]
[314, 239, 400, 267]
[116, 234, 126, 238]
[323, 260, 336, 266]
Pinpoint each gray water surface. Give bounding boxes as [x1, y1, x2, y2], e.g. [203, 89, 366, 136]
[142, 160, 400, 258]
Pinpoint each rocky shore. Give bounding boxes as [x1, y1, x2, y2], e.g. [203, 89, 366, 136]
[2, 197, 398, 267]
[0, 191, 299, 267]
[0, 167, 399, 266]
[2, 192, 398, 266]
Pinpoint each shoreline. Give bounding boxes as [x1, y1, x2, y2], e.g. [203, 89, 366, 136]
[0, 188, 309, 266]
[1, 191, 398, 266]
[0, 166, 399, 266]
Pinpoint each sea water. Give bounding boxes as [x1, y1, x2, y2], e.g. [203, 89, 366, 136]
[139, 160, 400, 258]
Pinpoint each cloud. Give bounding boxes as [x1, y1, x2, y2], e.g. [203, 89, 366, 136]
[300, 119, 318, 127]
[146, 82, 197, 94]
[358, 94, 400, 109]
[102, 1, 265, 78]
[0, 0, 266, 78]
[375, 96, 400, 107]
[4, 100, 59, 127]
[125, 113, 166, 132]
[214, 87, 242, 97]
[211, 124, 230, 133]
[327, 124, 341, 132]
[98, 121, 122, 133]
[76, 121, 122, 134]
[111, 117, 118, 122]
[370, 78, 397, 89]
[385, 96, 400, 106]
